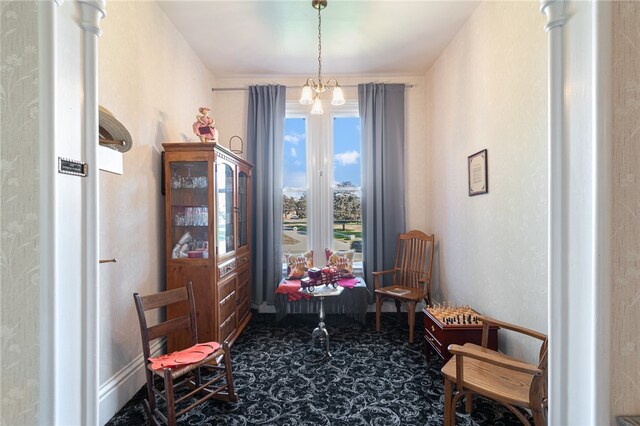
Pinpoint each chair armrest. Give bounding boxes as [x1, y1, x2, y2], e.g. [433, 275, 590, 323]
[448, 343, 544, 376]
[372, 269, 395, 276]
[478, 315, 547, 341]
[418, 277, 430, 289]
[373, 269, 395, 289]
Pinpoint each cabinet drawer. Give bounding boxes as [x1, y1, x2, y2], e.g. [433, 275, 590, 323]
[219, 291, 237, 323]
[423, 314, 443, 343]
[236, 254, 250, 270]
[237, 279, 248, 301]
[238, 297, 250, 320]
[424, 332, 444, 357]
[423, 311, 445, 357]
[219, 312, 237, 343]
[218, 259, 236, 280]
[218, 277, 235, 301]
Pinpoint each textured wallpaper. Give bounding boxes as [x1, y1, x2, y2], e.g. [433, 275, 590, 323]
[611, 0, 640, 417]
[0, 1, 40, 424]
[424, 1, 548, 362]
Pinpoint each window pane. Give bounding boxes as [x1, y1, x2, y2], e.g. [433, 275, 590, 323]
[332, 189, 362, 262]
[333, 117, 361, 187]
[283, 191, 308, 254]
[283, 118, 307, 189]
[283, 117, 308, 259]
[333, 117, 362, 262]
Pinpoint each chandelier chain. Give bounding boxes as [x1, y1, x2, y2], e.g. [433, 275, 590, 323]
[317, 4, 322, 85]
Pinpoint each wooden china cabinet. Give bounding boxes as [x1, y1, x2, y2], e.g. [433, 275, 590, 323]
[162, 143, 253, 352]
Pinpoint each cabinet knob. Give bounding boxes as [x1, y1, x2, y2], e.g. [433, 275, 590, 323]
[431, 325, 435, 332]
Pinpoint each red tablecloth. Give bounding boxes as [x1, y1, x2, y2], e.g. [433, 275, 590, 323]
[275, 280, 310, 301]
[274, 277, 360, 302]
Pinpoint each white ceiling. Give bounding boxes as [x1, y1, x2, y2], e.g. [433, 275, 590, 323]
[157, 0, 480, 77]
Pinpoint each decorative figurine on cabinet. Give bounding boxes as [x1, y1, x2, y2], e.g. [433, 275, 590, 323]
[192, 106, 219, 144]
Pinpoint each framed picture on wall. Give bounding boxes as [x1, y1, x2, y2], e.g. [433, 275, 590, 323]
[468, 149, 488, 196]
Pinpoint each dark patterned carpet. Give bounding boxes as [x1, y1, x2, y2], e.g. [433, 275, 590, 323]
[107, 313, 527, 425]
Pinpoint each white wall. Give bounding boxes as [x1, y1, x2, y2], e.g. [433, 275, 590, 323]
[212, 75, 428, 232]
[97, 1, 215, 423]
[424, 1, 548, 361]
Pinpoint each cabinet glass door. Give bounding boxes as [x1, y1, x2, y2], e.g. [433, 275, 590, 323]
[169, 161, 209, 259]
[238, 170, 248, 249]
[216, 162, 235, 256]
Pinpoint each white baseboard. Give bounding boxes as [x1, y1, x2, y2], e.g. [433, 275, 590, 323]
[98, 338, 164, 426]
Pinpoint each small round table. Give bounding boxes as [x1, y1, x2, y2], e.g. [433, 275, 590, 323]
[299, 285, 344, 357]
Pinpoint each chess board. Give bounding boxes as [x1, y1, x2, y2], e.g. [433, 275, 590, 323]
[422, 304, 499, 362]
[426, 304, 482, 327]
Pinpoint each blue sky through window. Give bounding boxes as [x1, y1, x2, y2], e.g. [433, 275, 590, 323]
[283, 117, 361, 188]
[283, 118, 307, 188]
[333, 117, 361, 186]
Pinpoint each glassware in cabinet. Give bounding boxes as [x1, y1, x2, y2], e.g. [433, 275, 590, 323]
[169, 160, 210, 259]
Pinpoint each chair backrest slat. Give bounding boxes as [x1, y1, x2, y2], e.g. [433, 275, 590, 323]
[134, 283, 198, 363]
[394, 230, 434, 289]
[140, 286, 188, 311]
[147, 315, 191, 341]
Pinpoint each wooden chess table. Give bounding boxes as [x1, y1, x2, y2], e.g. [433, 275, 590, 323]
[422, 305, 499, 363]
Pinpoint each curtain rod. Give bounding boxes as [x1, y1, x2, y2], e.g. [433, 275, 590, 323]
[211, 84, 415, 92]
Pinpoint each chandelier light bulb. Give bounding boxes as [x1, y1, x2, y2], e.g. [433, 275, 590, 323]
[311, 96, 324, 115]
[331, 85, 345, 106]
[300, 84, 314, 105]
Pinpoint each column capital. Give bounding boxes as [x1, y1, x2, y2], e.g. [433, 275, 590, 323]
[540, 0, 568, 32]
[78, 0, 106, 37]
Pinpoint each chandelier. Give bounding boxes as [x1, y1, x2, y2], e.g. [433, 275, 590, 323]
[299, 0, 345, 114]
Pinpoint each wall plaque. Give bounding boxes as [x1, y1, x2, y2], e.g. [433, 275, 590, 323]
[58, 157, 88, 177]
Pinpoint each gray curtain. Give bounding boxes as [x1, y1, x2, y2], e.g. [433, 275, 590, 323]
[358, 83, 406, 300]
[247, 85, 286, 305]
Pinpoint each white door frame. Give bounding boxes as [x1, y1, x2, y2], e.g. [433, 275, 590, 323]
[38, 0, 104, 424]
[38, 0, 613, 424]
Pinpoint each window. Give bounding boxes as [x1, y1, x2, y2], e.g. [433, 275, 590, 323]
[282, 102, 362, 270]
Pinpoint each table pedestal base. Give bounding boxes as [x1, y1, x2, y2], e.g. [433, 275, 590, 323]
[310, 296, 332, 357]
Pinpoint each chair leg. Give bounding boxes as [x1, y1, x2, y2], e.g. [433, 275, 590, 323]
[395, 300, 402, 318]
[144, 368, 156, 418]
[407, 301, 416, 344]
[163, 369, 177, 426]
[465, 392, 473, 414]
[532, 405, 547, 426]
[444, 378, 453, 426]
[376, 294, 382, 332]
[222, 343, 238, 402]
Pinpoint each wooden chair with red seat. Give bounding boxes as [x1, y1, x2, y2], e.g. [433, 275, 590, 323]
[133, 282, 238, 426]
[374, 230, 435, 343]
[441, 315, 548, 426]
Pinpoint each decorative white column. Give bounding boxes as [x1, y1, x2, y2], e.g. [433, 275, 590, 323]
[77, 1, 105, 425]
[541, 1, 612, 424]
[540, 1, 567, 425]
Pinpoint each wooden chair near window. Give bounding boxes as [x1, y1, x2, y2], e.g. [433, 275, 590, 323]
[133, 282, 238, 426]
[374, 230, 435, 343]
[441, 315, 548, 426]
